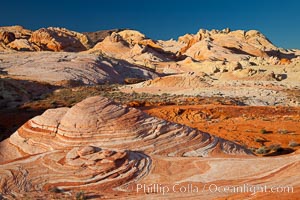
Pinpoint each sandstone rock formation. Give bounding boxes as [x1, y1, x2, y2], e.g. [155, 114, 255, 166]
[1, 26, 299, 71]
[0, 145, 151, 197]
[121, 66, 299, 106]
[135, 73, 213, 89]
[29, 27, 91, 52]
[87, 33, 172, 70]
[1, 96, 300, 199]
[0, 31, 15, 44]
[178, 29, 273, 62]
[0, 25, 32, 39]
[0, 96, 252, 163]
[83, 28, 124, 45]
[0, 26, 91, 52]
[0, 96, 254, 198]
[0, 25, 299, 199]
[90, 32, 131, 58]
[7, 39, 38, 51]
[118, 30, 146, 45]
[0, 52, 158, 85]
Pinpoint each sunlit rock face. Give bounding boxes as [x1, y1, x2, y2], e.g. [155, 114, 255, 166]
[0, 96, 252, 197]
[0, 145, 151, 196]
[0, 96, 253, 164]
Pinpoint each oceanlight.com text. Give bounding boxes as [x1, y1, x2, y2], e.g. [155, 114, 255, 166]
[134, 183, 294, 196]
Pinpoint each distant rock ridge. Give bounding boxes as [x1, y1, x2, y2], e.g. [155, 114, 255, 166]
[1, 26, 299, 89]
[178, 28, 277, 61]
[1, 25, 299, 65]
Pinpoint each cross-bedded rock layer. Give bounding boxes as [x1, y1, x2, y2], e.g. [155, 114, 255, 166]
[0, 96, 253, 164]
[0, 145, 151, 197]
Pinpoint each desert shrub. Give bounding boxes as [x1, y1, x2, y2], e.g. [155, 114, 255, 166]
[249, 147, 257, 152]
[255, 146, 270, 154]
[260, 129, 268, 134]
[288, 141, 299, 148]
[269, 144, 283, 152]
[124, 77, 146, 84]
[49, 187, 62, 193]
[76, 191, 86, 200]
[254, 138, 265, 143]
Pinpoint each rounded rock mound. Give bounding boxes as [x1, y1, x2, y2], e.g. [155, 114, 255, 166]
[0, 96, 253, 163]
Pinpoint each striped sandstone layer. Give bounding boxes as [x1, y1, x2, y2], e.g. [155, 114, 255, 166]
[0, 96, 253, 164]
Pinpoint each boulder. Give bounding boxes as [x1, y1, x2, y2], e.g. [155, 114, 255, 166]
[0, 31, 15, 44]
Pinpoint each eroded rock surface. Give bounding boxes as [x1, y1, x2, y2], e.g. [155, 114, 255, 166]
[0, 145, 151, 197]
[0, 52, 158, 85]
[0, 96, 252, 163]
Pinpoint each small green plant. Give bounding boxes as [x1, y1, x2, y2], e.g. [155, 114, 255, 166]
[76, 191, 86, 200]
[249, 147, 257, 152]
[255, 146, 270, 154]
[254, 138, 265, 143]
[269, 144, 283, 152]
[260, 129, 268, 134]
[288, 141, 300, 148]
[49, 187, 62, 193]
[50, 100, 57, 105]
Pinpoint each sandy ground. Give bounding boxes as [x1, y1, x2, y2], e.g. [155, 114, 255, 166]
[142, 105, 300, 155]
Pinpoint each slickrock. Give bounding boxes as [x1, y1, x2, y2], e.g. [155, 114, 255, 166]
[184, 38, 250, 61]
[136, 153, 300, 199]
[0, 145, 151, 197]
[131, 73, 213, 89]
[0, 96, 253, 163]
[244, 30, 277, 50]
[89, 32, 168, 66]
[90, 32, 131, 58]
[0, 52, 158, 85]
[1, 26, 299, 70]
[180, 29, 269, 62]
[0, 25, 300, 199]
[0, 96, 255, 198]
[121, 68, 300, 106]
[157, 38, 185, 54]
[7, 39, 39, 51]
[1, 97, 299, 199]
